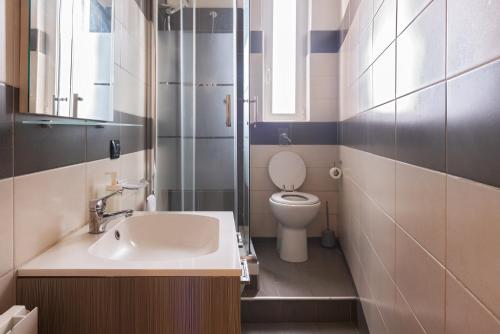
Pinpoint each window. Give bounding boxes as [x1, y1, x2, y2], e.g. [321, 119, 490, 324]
[271, 0, 296, 115]
[261, 0, 309, 122]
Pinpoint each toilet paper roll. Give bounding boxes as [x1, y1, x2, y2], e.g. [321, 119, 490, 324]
[329, 167, 342, 180]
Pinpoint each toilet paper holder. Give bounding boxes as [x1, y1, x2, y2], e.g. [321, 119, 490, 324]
[329, 161, 343, 180]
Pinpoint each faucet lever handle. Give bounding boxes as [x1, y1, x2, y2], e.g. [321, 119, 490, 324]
[89, 188, 124, 212]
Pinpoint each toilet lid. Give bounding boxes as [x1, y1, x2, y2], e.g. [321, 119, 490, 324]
[268, 151, 306, 191]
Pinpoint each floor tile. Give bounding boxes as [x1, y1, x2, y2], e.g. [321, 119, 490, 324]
[244, 238, 356, 298]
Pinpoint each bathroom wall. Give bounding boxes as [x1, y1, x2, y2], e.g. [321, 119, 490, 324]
[0, 0, 152, 313]
[249, 0, 342, 238]
[338, 0, 500, 333]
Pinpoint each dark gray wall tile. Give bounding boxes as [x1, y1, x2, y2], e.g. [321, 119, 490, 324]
[367, 101, 395, 159]
[447, 61, 500, 188]
[340, 112, 368, 151]
[396, 83, 446, 171]
[0, 84, 14, 179]
[250, 31, 262, 53]
[120, 112, 147, 155]
[85, 111, 121, 161]
[250, 122, 338, 145]
[14, 114, 86, 176]
[310, 31, 341, 53]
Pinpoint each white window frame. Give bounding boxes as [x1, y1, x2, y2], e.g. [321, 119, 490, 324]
[261, 0, 309, 122]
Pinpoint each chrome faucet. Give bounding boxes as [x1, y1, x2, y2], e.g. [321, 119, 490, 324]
[89, 189, 133, 234]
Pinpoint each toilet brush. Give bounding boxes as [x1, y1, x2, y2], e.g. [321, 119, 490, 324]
[321, 201, 336, 248]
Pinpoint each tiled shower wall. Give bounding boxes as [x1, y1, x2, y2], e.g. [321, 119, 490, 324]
[338, 0, 500, 333]
[249, 0, 342, 238]
[0, 0, 152, 313]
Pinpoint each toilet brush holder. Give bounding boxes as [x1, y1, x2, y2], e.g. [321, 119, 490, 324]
[321, 201, 337, 248]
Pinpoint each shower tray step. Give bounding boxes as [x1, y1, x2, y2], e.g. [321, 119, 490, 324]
[241, 297, 358, 323]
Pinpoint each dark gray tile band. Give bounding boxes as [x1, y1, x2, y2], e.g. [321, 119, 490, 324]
[13, 111, 150, 176]
[447, 60, 500, 188]
[341, 61, 500, 189]
[396, 82, 446, 172]
[250, 31, 263, 53]
[242, 299, 357, 323]
[29, 29, 47, 54]
[310, 30, 342, 53]
[158, 8, 240, 33]
[85, 110, 122, 162]
[250, 122, 338, 145]
[14, 114, 87, 176]
[367, 101, 395, 159]
[0, 83, 15, 180]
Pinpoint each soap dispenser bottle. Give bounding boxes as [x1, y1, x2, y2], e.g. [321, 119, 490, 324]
[105, 172, 122, 212]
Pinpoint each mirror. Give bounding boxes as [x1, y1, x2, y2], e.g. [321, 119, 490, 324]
[28, 0, 114, 121]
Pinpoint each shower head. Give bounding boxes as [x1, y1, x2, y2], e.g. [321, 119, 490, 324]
[159, 0, 191, 15]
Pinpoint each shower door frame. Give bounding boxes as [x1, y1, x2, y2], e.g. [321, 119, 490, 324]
[153, 0, 252, 256]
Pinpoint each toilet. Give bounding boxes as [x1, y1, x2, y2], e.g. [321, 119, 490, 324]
[268, 151, 321, 262]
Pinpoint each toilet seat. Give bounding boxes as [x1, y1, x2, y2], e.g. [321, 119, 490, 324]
[270, 192, 320, 206]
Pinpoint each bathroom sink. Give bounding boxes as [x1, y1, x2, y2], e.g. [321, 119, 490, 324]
[88, 213, 220, 261]
[17, 212, 239, 277]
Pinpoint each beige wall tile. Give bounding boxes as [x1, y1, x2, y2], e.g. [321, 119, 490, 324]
[250, 145, 338, 168]
[372, 0, 396, 59]
[0, 178, 13, 276]
[363, 152, 395, 218]
[447, 175, 500, 318]
[397, 0, 432, 34]
[446, 271, 500, 334]
[250, 213, 277, 237]
[14, 164, 87, 266]
[396, 162, 446, 263]
[362, 299, 389, 334]
[250, 190, 274, 214]
[250, 167, 274, 191]
[339, 146, 366, 189]
[363, 236, 396, 327]
[0, 271, 14, 313]
[365, 196, 396, 277]
[396, 0, 446, 97]
[447, 0, 500, 76]
[120, 151, 147, 211]
[302, 167, 339, 192]
[395, 227, 445, 334]
[310, 0, 342, 30]
[388, 288, 426, 334]
[86, 157, 122, 202]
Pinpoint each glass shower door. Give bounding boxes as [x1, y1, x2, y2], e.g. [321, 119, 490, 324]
[180, 0, 238, 214]
[156, 1, 237, 211]
[156, 0, 251, 254]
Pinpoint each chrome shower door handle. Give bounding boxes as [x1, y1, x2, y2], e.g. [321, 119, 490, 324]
[225, 94, 232, 127]
[251, 96, 258, 128]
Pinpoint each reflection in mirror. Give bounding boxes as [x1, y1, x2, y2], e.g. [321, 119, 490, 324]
[29, 0, 114, 121]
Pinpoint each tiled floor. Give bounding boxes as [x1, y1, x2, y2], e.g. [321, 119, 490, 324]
[243, 238, 356, 298]
[242, 322, 360, 333]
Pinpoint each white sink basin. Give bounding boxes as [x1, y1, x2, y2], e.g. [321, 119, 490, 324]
[17, 212, 240, 277]
[88, 213, 219, 261]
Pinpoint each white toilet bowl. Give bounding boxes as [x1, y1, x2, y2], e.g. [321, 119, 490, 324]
[267, 152, 321, 262]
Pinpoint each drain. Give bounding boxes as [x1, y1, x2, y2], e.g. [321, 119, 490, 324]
[115, 230, 121, 240]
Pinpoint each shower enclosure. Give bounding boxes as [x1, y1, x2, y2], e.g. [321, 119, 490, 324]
[155, 0, 252, 255]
